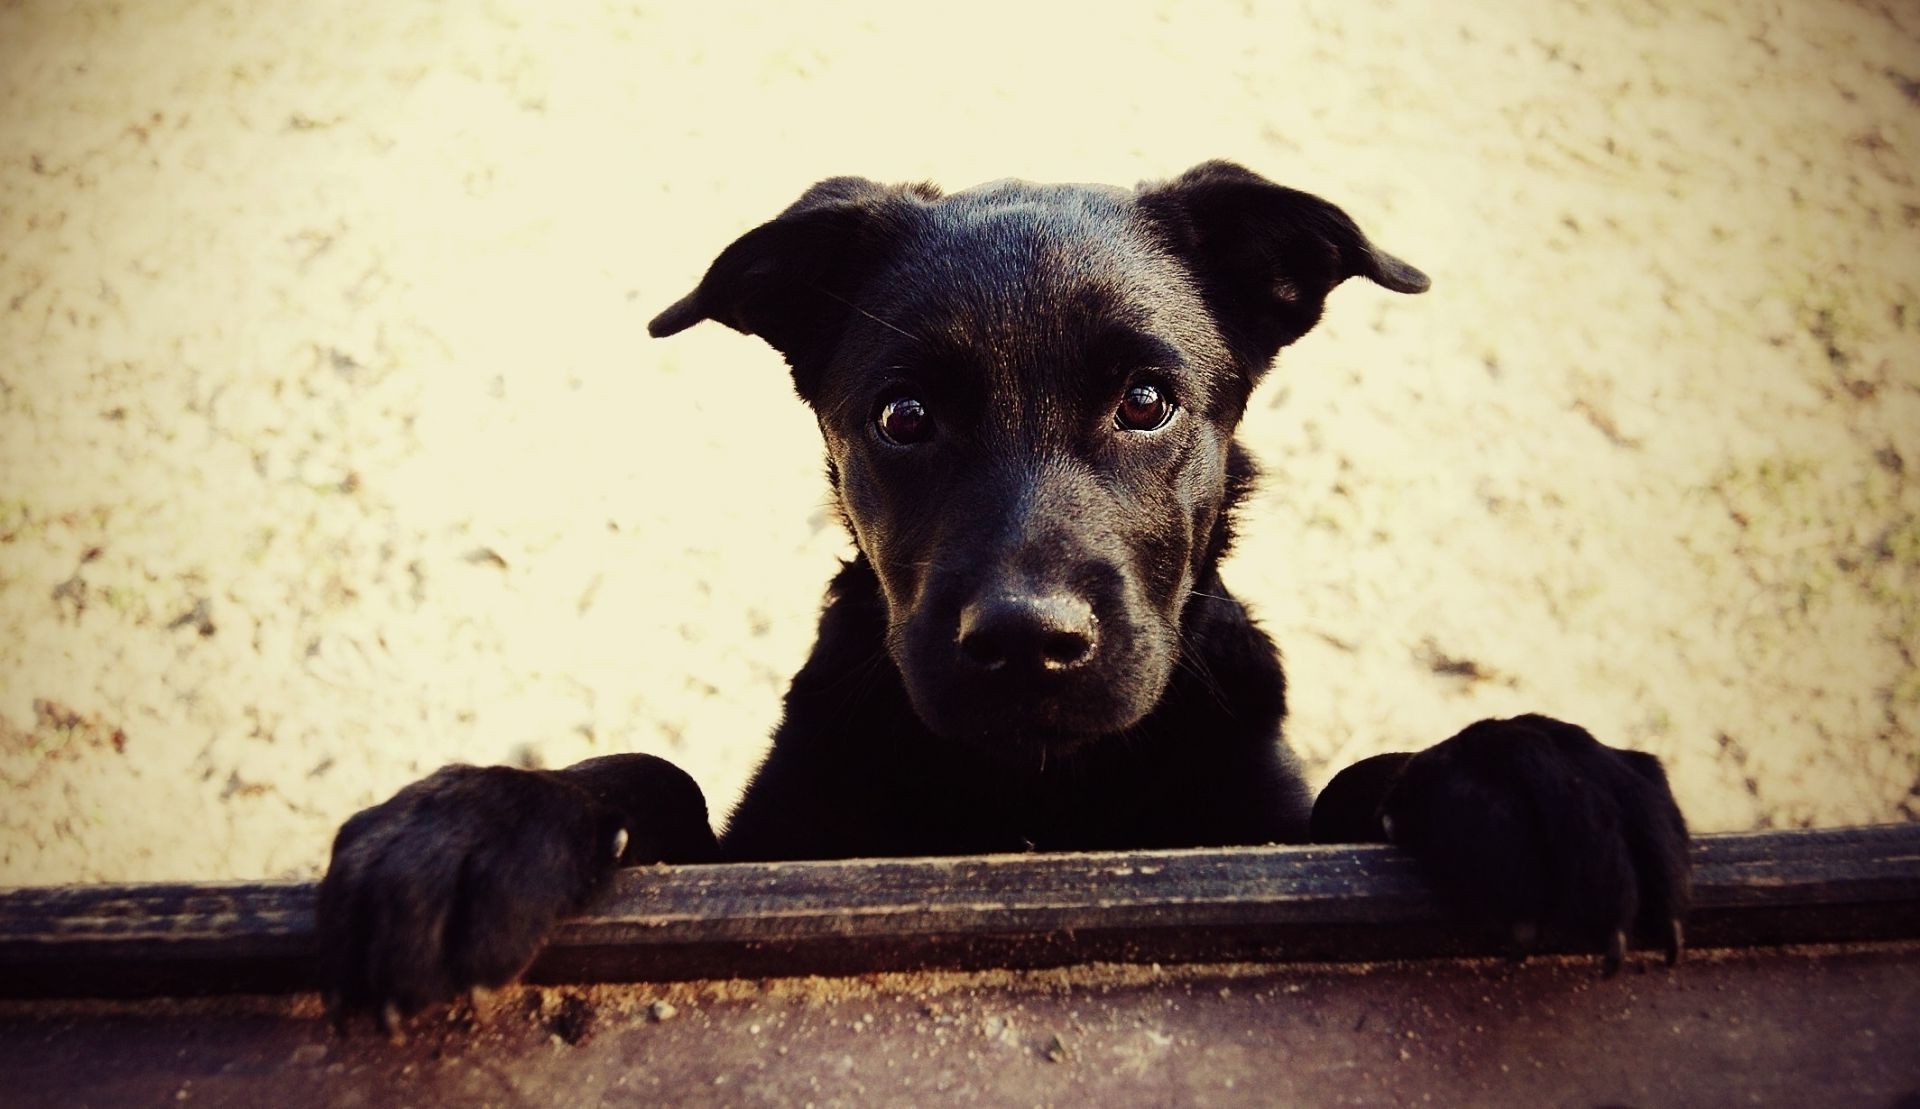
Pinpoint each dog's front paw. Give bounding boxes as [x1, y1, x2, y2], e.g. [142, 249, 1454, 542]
[317, 765, 626, 1035]
[1382, 714, 1690, 973]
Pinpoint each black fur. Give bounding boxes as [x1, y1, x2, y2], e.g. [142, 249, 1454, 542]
[318, 161, 1691, 1031]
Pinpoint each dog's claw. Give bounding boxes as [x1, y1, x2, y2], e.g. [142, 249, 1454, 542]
[1505, 918, 1537, 964]
[1603, 927, 1628, 977]
[611, 826, 629, 862]
[468, 985, 498, 1021]
[377, 1002, 406, 1045]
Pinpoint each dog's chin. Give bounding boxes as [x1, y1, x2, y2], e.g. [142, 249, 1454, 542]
[894, 660, 1172, 761]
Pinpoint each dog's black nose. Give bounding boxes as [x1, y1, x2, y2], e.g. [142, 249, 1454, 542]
[956, 593, 1097, 673]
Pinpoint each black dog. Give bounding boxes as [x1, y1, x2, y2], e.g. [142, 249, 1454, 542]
[318, 161, 1690, 1030]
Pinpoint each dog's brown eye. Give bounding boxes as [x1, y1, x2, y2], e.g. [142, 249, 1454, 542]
[1115, 384, 1173, 432]
[876, 396, 932, 445]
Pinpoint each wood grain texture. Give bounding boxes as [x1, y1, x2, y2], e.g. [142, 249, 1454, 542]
[2, 825, 1916, 998]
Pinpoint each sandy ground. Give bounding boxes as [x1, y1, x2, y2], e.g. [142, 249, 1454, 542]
[0, 0, 1915, 885]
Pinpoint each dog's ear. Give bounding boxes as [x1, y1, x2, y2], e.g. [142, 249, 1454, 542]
[649, 177, 937, 397]
[1138, 160, 1427, 372]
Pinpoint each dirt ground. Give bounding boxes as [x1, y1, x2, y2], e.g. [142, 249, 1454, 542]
[0, 0, 1916, 885]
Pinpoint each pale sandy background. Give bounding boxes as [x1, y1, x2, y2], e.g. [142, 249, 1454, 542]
[1, 0, 1916, 884]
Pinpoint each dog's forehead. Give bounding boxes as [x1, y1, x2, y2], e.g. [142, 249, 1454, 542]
[911, 179, 1146, 284]
[942, 177, 1133, 209]
[863, 180, 1215, 369]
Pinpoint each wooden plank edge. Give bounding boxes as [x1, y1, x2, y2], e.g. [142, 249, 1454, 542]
[0, 824, 1914, 998]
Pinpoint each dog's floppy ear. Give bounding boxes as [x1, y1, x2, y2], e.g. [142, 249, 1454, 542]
[649, 176, 937, 396]
[1138, 160, 1428, 371]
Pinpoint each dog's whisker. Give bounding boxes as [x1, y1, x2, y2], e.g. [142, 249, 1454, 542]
[1173, 637, 1235, 716]
[813, 643, 891, 700]
[815, 287, 924, 344]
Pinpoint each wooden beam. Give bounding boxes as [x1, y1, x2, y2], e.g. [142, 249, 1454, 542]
[1, 825, 1916, 998]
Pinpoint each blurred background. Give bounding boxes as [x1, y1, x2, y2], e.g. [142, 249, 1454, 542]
[1, 0, 1915, 884]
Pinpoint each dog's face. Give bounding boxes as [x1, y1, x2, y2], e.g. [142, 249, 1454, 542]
[653, 162, 1426, 754]
[811, 181, 1242, 744]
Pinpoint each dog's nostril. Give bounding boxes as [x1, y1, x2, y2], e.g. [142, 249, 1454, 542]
[1037, 628, 1092, 667]
[958, 627, 1009, 671]
[956, 594, 1097, 674]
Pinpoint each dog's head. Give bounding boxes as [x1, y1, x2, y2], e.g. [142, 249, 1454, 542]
[652, 161, 1426, 753]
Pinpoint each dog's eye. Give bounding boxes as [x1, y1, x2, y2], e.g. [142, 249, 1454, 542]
[1115, 384, 1173, 432]
[876, 396, 932, 445]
